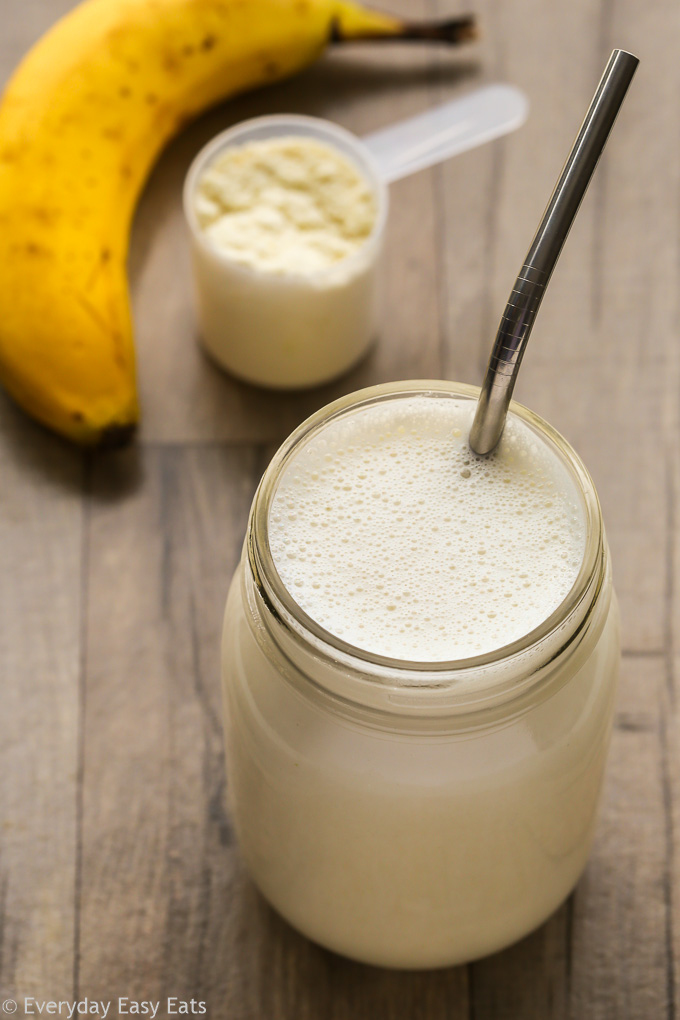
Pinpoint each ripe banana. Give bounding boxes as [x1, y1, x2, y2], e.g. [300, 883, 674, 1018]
[0, 0, 476, 444]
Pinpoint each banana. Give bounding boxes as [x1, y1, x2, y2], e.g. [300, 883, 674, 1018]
[0, 0, 475, 444]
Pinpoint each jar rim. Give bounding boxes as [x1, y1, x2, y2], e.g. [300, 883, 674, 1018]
[248, 380, 606, 710]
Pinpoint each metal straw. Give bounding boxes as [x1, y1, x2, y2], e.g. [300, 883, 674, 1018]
[469, 49, 639, 456]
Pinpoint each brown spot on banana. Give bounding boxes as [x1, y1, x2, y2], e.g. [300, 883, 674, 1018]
[25, 242, 51, 258]
[162, 52, 181, 73]
[31, 207, 58, 226]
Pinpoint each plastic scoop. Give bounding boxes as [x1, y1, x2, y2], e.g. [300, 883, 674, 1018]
[362, 85, 528, 183]
[183, 87, 528, 391]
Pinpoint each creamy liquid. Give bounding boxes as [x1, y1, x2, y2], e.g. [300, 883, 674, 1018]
[194, 136, 376, 273]
[224, 387, 619, 967]
[269, 395, 587, 660]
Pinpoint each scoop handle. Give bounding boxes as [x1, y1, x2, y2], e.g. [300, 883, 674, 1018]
[361, 85, 528, 184]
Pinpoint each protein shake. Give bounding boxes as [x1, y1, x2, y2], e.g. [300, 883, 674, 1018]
[269, 393, 586, 660]
[221, 381, 619, 967]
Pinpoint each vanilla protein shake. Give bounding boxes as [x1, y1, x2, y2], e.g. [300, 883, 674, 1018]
[222, 382, 619, 968]
[269, 394, 585, 660]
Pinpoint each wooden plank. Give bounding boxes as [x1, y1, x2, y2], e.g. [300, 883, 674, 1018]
[668, 413, 680, 1016]
[133, 0, 444, 443]
[565, 0, 680, 657]
[433, 0, 512, 387]
[662, 665, 677, 1020]
[467, 908, 570, 1020]
[435, 0, 608, 387]
[569, 655, 670, 1018]
[0, 395, 83, 1002]
[77, 446, 258, 1003]
[474, 0, 678, 654]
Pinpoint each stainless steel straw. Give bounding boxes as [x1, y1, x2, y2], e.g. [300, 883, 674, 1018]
[469, 49, 639, 456]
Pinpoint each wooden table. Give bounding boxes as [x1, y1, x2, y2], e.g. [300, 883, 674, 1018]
[1, 1, 677, 1017]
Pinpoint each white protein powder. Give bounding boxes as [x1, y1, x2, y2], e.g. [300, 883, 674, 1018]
[269, 395, 587, 660]
[194, 136, 377, 274]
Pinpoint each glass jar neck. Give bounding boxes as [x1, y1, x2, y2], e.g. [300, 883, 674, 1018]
[247, 380, 607, 720]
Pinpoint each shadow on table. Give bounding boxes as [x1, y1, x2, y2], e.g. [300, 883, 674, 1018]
[214, 862, 573, 1020]
[0, 383, 146, 501]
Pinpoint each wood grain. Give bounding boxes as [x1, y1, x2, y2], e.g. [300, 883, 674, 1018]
[0, 396, 83, 1002]
[467, 906, 571, 1020]
[570, 655, 671, 1019]
[668, 393, 680, 1017]
[77, 446, 258, 1002]
[0, 0, 677, 1015]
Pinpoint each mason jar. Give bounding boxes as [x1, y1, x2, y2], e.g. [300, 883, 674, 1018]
[221, 380, 620, 969]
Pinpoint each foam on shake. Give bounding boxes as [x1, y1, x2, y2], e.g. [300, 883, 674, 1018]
[269, 395, 587, 661]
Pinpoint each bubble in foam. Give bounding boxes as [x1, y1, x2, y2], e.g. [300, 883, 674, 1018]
[268, 395, 587, 661]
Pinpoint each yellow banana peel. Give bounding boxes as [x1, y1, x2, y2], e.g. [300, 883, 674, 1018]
[0, 0, 476, 444]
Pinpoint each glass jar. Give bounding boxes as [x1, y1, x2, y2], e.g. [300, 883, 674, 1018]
[221, 381, 619, 969]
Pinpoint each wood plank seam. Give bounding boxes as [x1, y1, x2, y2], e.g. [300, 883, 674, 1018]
[73, 452, 91, 1002]
[661, 446, 677, 1020]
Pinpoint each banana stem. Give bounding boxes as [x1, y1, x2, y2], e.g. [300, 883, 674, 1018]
[331, 11, 478, 45]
